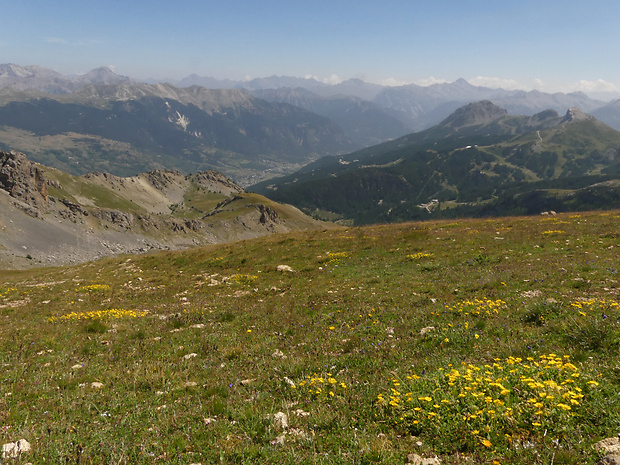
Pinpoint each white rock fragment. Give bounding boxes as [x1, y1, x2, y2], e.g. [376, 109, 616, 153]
[406, 453, 441, 465]
[271, 411, 288, 430]
[2, 438, 31, 459]
[183, 353, 197, 360]
[595, 437, 620, 454]
[288, 427, 310, 440]
[419, 326, 435, 336]
[270, 432, 287, 445]
[283, 377, 296, 388]
[91, 382, 104, 389]
[276, 265, 295, 273]
[272, 349, 287, 359]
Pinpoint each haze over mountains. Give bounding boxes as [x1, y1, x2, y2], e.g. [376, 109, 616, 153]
[253, 100, 620, 224]
[4, 63, 620, 136]
[1, 63, 620, 214]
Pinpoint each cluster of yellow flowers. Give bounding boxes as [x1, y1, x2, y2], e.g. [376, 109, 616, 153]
[571, 298, 620, 316]
[0, 287, 17, 298]
[293, 372, 348, 399]
[229, 274, 258, 285]
[48, 308, 148, 322]
[320, 251, 350, 267]
[377, 354, 599, 452]
[445, 298, 506, 317]
[407, 252, 433, 260]
[77, 284, 111, 292]
[541, 230, 565, 235]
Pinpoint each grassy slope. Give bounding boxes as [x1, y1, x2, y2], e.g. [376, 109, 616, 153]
[0, 211, 619, 464]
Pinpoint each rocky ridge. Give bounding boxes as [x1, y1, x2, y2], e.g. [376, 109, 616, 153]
[0, 150, 328, 269]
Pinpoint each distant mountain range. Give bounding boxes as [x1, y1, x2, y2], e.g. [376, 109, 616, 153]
[3, 63, 620, 188]
[251, 101, 620, 224]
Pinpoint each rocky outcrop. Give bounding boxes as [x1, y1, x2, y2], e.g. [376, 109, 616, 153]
[190, 170, 243, 195]
[92, 209, 135, 229]
[0, 149, 328, 269]
[257, 204, 280, 225]
[0, 150, 49, 212]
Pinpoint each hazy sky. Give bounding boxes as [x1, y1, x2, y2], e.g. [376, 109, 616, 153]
[3, 0, 619, 95]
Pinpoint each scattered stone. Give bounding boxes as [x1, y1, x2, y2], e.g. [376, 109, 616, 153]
[596, 437, 620, 454]
[190, 324, 205, 329]
[598, 455, 620, 465]
[293, 408, 310, 417]
[272, 349, 287, 359]
[271, 412, 288, 430]
[283, 377, 296, 387]
[183, 381, 198, 388]
[288, 427, 310, 440]
[71, 364, 83, 369]
[276, 265, 295, 273]
[240, 378, 256, 385]
[406, 453, 441, 465]
[203, 417, 217, 425]
[91, 382, 104, 389]
[2, 438, 31, 459]
[520, 290, 542, 298]
[183, 353, 197, 360]
[270, 432, 286, 445]
[419, 326, 435, 336]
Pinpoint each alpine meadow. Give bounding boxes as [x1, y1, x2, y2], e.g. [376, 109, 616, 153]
[1, 211, 620, 464]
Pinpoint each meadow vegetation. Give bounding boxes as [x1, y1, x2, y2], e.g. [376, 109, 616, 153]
[0, 210, 619, 464]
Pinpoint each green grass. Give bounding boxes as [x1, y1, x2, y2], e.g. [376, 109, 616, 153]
[1, 210, 619, 464]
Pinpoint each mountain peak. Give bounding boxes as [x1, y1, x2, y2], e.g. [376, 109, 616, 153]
[561, 107, 592, 123]
[79, 67, 131, 85]
[439, 100, 508, 129]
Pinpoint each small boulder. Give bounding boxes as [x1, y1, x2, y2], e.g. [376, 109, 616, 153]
[419, 326, 435, 336]
[2, 438, 31, 459]
[406, 453, 441, 465]
[276, 265, 295, 273]
[596, 438, 620, 455]
[597, 455, 620, 465]
[272, 411, 288, 430]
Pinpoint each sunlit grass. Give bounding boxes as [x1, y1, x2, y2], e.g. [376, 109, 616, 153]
[0, 210, 618, 464]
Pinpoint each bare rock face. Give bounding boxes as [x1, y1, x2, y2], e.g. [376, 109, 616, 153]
[0, 150, 49, 212]
[561, 107, 593, 123]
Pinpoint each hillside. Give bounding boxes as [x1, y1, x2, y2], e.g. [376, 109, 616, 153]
[252, 102, 620, 224]
[1, 210, 619, 464]
[0, 150, 330, 269]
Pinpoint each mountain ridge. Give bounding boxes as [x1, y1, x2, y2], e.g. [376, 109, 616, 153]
[3, 64, 619, 132]
[250, 101, 620, 224]
[0, 149, 331, 269]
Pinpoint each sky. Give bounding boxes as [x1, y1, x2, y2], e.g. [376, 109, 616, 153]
[2, 0, 620, 96]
